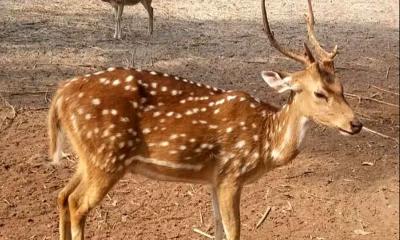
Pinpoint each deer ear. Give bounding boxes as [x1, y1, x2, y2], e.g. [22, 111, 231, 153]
[303, 43, 315, 63]
[261, 71, 300, 93]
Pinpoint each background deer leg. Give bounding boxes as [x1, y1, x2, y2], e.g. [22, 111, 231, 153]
[141, 0, 153, 35]
[215, 182, 241, 240]
[113, 3, 124, 39]
[211, 187, 225, 240]
[57, 172, 82, 240]
[68, 169, 120, 240]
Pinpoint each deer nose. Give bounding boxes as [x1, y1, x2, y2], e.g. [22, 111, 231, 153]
[350, 119, 363, 134]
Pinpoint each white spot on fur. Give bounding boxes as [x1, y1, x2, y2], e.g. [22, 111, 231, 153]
[179, 145, 187, 150]
[99, 78, 107, 84]
[120, 117, 130, 122]
[112, 80, 121, 86]
[169, 134, 178, 140]
[131, 101, 138, 109]
[227, 95, 237, 101]
[235, 140, 246, 148]
[92, 98, 101, 105]
[169, 150, 178, 154]
[143, 128, 151, 134]
[160, 141, 169, 147]
[215, 99, 225, 105]
[125, 75, 134, 82]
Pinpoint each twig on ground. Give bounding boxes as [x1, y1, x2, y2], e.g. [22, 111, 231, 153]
[255, 206, 272, 229]
[25, 107, 49, 111]
[44, 89, 51, 103]
[370, 84, 399, 96]
[193, 228, 214, 239]
[303, 191, 338, 202]
[345, 93, 399, 108]
[199, 209, 204, 225]
[362, 126, 399, 144]
[385, 66, 391, 80]
[282, 170, 314, 179]
[243, 60, 269, 64]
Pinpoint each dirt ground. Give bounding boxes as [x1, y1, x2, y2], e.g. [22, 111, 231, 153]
[0, 0, 399, 239]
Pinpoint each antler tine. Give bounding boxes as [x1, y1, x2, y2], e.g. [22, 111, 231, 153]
[305, 0, 338, 61]
[261, 0, 311, 65]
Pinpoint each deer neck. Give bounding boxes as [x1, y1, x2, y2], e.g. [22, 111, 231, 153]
[262, 94, 309, 168]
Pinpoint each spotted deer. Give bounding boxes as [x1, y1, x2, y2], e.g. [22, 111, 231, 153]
[101, 0, 153, 39]
[49, 0, 362, 239]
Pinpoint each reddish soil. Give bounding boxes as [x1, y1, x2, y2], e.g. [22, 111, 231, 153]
[0, 0, 398, 239]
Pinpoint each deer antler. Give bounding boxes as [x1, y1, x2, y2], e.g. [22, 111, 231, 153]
[305, 0, 338, 61]
[261, 0, 314, 66]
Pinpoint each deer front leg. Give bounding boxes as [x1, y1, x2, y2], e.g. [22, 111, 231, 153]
[215, 182, 242, 240]
[211, 187, 224, 240]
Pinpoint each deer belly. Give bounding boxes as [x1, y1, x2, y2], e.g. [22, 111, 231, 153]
[131, 157, 211, 184]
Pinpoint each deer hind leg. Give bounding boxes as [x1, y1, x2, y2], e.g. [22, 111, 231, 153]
[67, 168, 121, 240]
[141, 0, 153, 35]
[58, 172, 82, 240]
[211, 187, 225, 240]
[113, 3, 124, 39]
[215, 182, 242, 240]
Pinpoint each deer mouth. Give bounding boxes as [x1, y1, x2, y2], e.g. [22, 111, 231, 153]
[338, 128, 356, 136]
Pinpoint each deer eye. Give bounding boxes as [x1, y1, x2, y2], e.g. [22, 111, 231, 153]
[314, 92, 328, 101]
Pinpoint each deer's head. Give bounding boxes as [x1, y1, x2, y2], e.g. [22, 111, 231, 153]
[260, 0, 362, 135]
